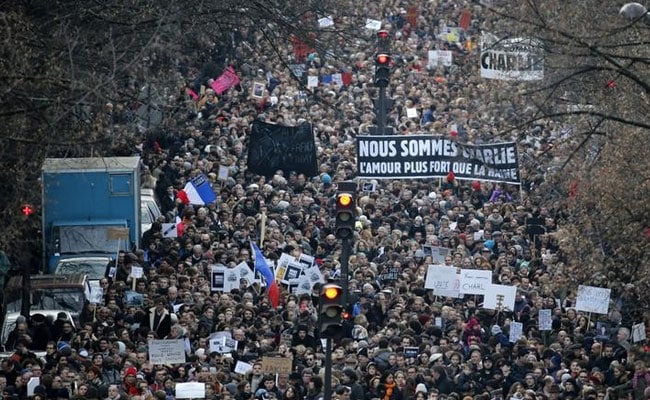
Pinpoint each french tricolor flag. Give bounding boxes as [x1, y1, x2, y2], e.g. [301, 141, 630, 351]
[180, 174, 217, 205]
[252, 242, 280, 308]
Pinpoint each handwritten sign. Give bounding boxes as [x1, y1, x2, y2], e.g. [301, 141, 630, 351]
[148, 339, 186, 365]
[261, 356, 292, 375]
[538, 309, 552, 331]
[459, 269, 492, 295]
[425, 265, 460, 298]
[130, 266, 144, 279]
[633, 322, 646, 343]
[509, 321, 523, 343]
[483, 284, 516, 311]
[575, 285, 611, 314]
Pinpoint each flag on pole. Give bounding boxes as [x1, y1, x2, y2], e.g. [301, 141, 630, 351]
[252, 242, 280, 308]
[180, 174, 217, 205]
[210, 66, 241, 95]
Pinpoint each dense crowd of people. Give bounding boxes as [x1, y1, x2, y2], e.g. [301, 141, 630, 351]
[2, 0, 649, 399]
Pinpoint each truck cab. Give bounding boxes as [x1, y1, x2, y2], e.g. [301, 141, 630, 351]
[3, 274, 91, 324]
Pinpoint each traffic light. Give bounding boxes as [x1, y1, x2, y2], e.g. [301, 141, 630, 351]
[374, 53, 391, 88]
[377, 30, 390, 54]
[20, 204, 34, 218]
[374, 30, 391, 88]
[335, 191, 356, 239]
[319, 283, 343, 339]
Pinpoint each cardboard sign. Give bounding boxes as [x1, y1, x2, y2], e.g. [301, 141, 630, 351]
[107, 227, 129, 240]
[261, 356, 292, 375]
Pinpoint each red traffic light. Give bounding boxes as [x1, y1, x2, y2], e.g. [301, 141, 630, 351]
[20, 204, 34, 217]
[376, 53, 391, 65]
[377, 30, 389, 39]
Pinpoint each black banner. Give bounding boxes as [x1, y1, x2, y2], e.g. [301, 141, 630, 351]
[356, 135, 520, 184]
[247, 120, 318, 178]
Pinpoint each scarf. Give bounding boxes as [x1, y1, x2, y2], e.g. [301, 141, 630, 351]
[383, 382, 396, 400]
[632, 371, 650, 389]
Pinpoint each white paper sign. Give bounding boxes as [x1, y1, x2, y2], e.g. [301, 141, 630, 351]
[406, 108, 418, 118]
[509, 321, 523, 343]
[425, 265, 460, 298]
[148, 339, 186, 365]
[27, 377, 40, 396]
[218, 165, 230, 181]
[162, 223, 178, 238]
[318, 16, 334, 28]
[176, 382, 206, 399]
[210, 336, 238, 353]
[575, 285, 611, 314]
[234, 261, 259, 287]
[304, 265, 324, 285]
[365, 19, 382, 30]
[482, 284, 516, 311]
[428, 50, 453, 67]
[89, 285, 103, 304]
[459, 269, 492, 295]
[294, 275, 314, 295]
[633, 322, 646, 343]
[307, 76, 319, 88]
[130, 266, 144, 279]
[538, 309, 552, 331]
[223, 267, 240, 293]
[211, 265, 226, 292]
[235, 360, 254, 375]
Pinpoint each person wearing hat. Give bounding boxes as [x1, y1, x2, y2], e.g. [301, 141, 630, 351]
[121, 366, 143, 397]
[476, 355, 497, 387]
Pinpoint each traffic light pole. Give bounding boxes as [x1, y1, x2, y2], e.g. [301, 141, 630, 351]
[324, 338, 332, 400]
[377, 87, 387, 135]
[340, 237, 352, 307]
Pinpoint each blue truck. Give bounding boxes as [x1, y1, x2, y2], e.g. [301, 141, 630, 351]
[41, 157, 141, 273]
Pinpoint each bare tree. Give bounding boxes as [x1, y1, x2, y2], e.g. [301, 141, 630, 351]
[485, 0, 650, 320]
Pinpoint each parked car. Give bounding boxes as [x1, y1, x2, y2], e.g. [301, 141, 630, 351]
[141, 188, 162, 235]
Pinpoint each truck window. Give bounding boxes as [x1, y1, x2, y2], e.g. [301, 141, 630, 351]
[5, 288, 85, 315]
[54, 225, 125, 254]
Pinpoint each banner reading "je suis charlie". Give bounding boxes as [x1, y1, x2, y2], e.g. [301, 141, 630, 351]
[356, 136, 520, 184]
